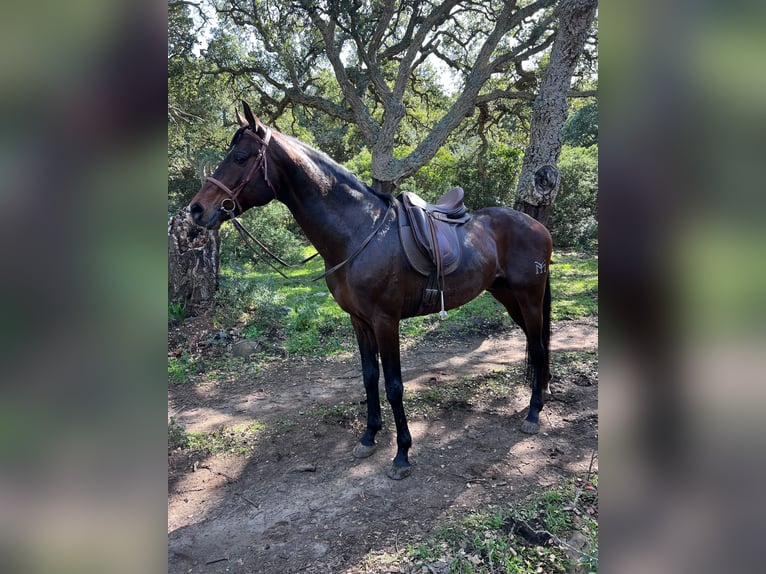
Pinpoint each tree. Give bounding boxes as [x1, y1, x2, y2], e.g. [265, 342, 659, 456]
[514, 0, 598, 225]
[168, 2, 229, 315]
[204, 0, 596, 193]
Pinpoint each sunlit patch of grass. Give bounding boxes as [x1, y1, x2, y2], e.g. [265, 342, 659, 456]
[168, 353, 194, 383]
[404, 368, 523, 418]
[550, 251, 598, 320]
[167, 419, 265, 456]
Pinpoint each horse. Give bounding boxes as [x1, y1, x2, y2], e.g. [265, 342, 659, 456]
[188, 102, 552, 480]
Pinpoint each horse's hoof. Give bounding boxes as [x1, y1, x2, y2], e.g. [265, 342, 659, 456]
[352, 442, 376, 459]
[520, 420, 540, 434]
[386, 464, 412, 480]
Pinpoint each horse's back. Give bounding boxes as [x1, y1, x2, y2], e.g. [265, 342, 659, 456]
[469, 206, 551, 254]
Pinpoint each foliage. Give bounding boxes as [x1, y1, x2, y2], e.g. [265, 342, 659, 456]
[213, 258, 356, 357]
[547, 145, 598, 249]
[347, 137, 525, 210]
[168, 0, 597, 186]
[456, 143, 524, 209]
[168, 301, 186, 325]
[563, 100, 598, 147]
[168, 2, 246, 217]
[217, 202, 307, 269]
[168, 352, 195, 383]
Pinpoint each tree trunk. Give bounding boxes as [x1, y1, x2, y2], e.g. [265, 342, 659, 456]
[372, 178, 395, 195]
[168, 212, 220, 316]
[514, 0, 598, 225]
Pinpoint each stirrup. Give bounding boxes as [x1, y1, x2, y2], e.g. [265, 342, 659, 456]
[439, 291, 447, 319]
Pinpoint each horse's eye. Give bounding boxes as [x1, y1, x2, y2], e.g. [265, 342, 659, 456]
[233, 152, 249, 164]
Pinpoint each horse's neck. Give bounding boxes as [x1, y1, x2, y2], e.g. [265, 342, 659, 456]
[273, 141, 386, 262]
[284, 187, 386, 265]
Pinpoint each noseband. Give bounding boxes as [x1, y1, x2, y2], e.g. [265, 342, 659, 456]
[206, 125, 275, 216]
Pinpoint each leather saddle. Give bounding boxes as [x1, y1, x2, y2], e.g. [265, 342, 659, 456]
[396, 188, 472, 315]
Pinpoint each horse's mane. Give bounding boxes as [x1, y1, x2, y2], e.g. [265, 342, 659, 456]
[277, 132, 390, 201]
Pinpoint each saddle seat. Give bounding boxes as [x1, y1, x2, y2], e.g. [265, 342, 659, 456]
[396, 188, 472, 315]
[401, 187, 468, 220]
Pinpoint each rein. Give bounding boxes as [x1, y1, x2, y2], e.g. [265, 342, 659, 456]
[229, 216, 320, 282]
[312, 197, 394, 282]
[228, 198, 394, 283]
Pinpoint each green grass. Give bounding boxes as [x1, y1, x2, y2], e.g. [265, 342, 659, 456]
[213, 253, 356, 357]
[550, 251, 598, 320]
[205, 249, 597, 361]
[167, 353, 261, 385]
[362, 475, 599, 573]
[168, 352, 196, 383]
[168, 418, 265, 456]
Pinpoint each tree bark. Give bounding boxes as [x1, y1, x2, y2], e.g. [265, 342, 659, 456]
[514, 0, 598, 225]
[168, 212, 220, 316]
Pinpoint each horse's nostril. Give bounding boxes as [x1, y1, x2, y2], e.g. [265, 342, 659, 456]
[189, 203, 204, 218]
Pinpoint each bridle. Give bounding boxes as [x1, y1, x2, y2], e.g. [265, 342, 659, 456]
[205, 124, 275, 217]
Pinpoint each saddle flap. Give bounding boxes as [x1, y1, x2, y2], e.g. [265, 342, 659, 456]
[405, 205, 434, 259]
[396, 196, 466, 276]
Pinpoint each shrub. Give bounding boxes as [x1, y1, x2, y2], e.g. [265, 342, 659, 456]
[548, 145, 598, 249]
[563, 100, 598, 148]
[218, 201, 307, 268]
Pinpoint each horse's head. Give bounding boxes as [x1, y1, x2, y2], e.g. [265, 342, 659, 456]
[188, 101, 277, 229]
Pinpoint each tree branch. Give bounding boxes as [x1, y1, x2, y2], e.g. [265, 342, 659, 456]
[303, 9, 380, 144]
[390, 0, 556, 181]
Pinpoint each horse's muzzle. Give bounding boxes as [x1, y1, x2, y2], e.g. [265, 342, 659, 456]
[188, 202, 224, 229]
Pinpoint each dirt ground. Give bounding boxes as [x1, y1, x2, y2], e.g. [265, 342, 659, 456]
[168, 318, 598, 573]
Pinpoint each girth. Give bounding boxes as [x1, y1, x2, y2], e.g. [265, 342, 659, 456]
[396, 188, 472, 317]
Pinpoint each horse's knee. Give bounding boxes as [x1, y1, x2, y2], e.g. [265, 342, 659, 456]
[385, 380, 404, 404]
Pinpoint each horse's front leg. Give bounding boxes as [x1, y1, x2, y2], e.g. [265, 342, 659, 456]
[376, 320, 412, 480]
[350, 318, 382, 459]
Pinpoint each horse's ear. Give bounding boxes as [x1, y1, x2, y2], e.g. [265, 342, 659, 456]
[235, 108, 248, 127]
[241, 100, 258, 130]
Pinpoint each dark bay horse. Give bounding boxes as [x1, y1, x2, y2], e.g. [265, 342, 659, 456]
[188, 102, 552, 479]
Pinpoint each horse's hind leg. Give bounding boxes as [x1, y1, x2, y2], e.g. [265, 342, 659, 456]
[494, 291, 551, 396]
[490, 285, 549, 434]
[350, 317, 382, 459]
